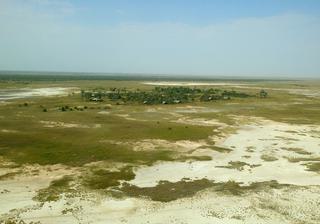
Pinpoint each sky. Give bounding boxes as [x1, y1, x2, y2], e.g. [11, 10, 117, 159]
[0, 0, 320, 78]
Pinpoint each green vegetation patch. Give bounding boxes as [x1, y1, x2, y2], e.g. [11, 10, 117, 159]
[34, 176, 74, 202]
[177, 155, 212, 162]
[0, 133, 175, 166]
[285, 156, 320, 163]
[281, 147, 311, 155]
[121, 179, 289, 202]
[212, 180, 245, 195]
[0, 171, 21, 181]
[0, 104, 213, 166]
[216, 161, 261, 171]
[261, 154, 278, 162]
[200, 145, 232, 153]
[84, 166, 135, 189]
[305, 162, 320, 173]
[121, 178, 214, 202]
[212, 180, 289, 196]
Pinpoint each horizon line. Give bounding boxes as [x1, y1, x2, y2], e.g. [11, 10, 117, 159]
[0, 69, 319, 81]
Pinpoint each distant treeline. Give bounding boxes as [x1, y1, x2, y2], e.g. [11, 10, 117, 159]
[81, 87, 262, 105]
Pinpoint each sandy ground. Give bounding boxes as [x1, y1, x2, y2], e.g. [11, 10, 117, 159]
[0, 165, 78, 217]
[40, 121, 101, 129]
[143, 82, 250, 87]
[0, 87, 77, 101]
[131, 119, 320, 187]
[174, 106, 220, 113]
[175, 116, 228, 127]
[1, 117, 320, 223]
[7, 185, 318, 224]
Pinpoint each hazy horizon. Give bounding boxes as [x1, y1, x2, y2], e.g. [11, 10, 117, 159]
[1, 0, 320, 78]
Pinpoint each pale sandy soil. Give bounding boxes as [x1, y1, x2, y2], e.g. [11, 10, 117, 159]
[0, 165, 78, 216]
[101, 139, 206, 153]
[1, 117, 320, 223]
[286, 88, 320, 98]
[0, 87, 77, 101]
[143, 82, 250, 88]
[97, 111, 110, 115]
[174, 106, 220, 113]
[40, 121, 101, 129]
[1, 129, 19, 133]
[131, 119, 320, 187]
[175, 117, 228, 127]
[3, 179, 320, 224]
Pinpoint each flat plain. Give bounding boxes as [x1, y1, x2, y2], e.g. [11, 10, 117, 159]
[0, 76, 320, 224]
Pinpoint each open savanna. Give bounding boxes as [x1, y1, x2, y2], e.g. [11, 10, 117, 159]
[0, 76, 320, 224]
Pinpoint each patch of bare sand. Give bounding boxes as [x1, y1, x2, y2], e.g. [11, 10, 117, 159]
[130, 119, 320, 187]
[0, 164, 78, 218]
[40, 121, 101, 128]
[7, 184, 320, 224]
[97, 111, 110, 115]
[1, 129, 19, 133]
[100, 139, 206, 153]
[174, 107, 220, 113]
[116, 114, 143, 121]
[175, 117, 228, 127]
[143, 82, 250, 87]
[0, 87, 78, 102]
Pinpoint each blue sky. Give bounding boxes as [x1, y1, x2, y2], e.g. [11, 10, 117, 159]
[0, 0, 320, 77]
[71, 0, 320, 25]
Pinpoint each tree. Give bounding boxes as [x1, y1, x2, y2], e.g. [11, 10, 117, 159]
[259, 90, 268, 98]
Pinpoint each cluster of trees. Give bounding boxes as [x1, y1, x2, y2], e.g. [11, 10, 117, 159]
[81, 87, 260, 105]
[199, 89, 251, 102]
[259, 89, 268, 98]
